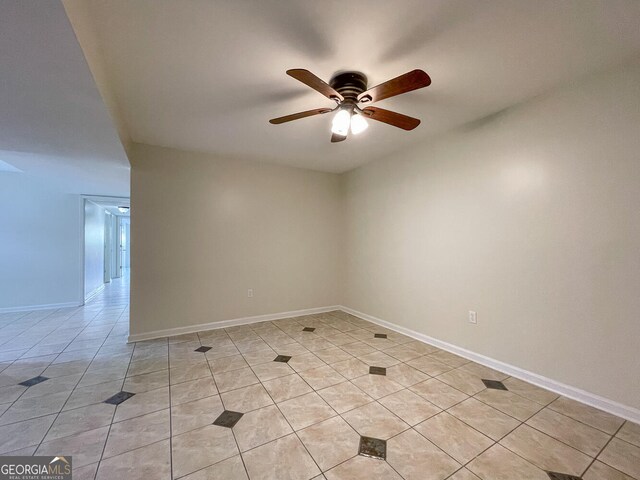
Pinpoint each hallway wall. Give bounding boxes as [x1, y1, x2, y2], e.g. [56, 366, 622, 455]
[129, 143, 344, 336]
[0, 172, 82, 310]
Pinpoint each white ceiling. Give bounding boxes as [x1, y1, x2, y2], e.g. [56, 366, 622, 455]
[2, 1, 640, 190]
[64, 0, 640, 174]
[0, 1, 129, 195]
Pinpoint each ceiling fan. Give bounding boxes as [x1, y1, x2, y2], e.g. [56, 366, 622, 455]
[269, 69, 431, 142]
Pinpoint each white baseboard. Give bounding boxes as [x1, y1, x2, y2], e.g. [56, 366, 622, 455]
[340, 305, 640, 424]
[127, 305, 342, 343]
[0, 301, 81, 314]
[84, 284, 105, 303]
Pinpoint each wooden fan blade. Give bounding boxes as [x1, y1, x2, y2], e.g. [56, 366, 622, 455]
[361, 106, 421, 130]
[358, 69, 431, 104]
[269, 108, 332, 124]
[287, 69, 344, 102]
[331, 132, 347, 143]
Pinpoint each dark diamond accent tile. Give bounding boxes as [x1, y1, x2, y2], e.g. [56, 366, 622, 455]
[302, 327, 315, 332]
[359, 436, 386, 460]
[547, 472, 582, 480]
[194, 346, 212, 353]
[213, 410, 244, 428]
[482, 379, 508, 390]
[374, 333, 387, 339]
[274, 355, 292, 363]
[369, 366, 386, 376]
[104, 391, 136, 405]
[19, 376, 49, 387]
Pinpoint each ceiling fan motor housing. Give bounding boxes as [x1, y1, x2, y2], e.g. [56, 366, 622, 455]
[329, 71, 368, 103]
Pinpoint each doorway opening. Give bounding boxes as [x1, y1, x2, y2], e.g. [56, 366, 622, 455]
[83, 196, 130, 302]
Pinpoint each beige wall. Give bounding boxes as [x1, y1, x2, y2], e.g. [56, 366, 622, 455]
[129, 143, 344, 336]
[344, 62, 640, 409]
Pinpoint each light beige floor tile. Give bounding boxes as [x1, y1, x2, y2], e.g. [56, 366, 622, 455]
[171, 394, 224, 435]
[314, 346, 353, 364]
[204, 344, 240, 360]
[73, 462, 99, 480]
[298, 416, 360, 471]
[387, 428, 460, 480]
[331, 358, 370, 380]
[449, 398, 520, 441]
[383, 344, 423, 362]
[278, 391, 336, 430]
[342, 401, 408, 439]
[407, 356, 454, 376]
[0, 414, 56, 454]
[63, 379, 124, 411]
[170, 376, 218, 405]
[437, 368, 487, 396]
[298, 365, 346, 390]
[213, 367, 258, 394]
[220, 383, 273, 413]
[378, 388, 441, 425]
[262, 373, 313, 402]
[457, 363, 509, 381]
[251, 361, 294, 382]
[447, 468, 481, 480]
[36, 425, 109, 468]
[583, 460, 636, 480]
[415, 412, 494, 464]
[549, 396, 625, 434]
[44, 359, 91, 378]
[429, 351, 470, 368]
[324, 454, 402, 480]
[103, 409, 170, 458]
[500, 424, 592, 476]
[468, 444, 548, 480]
[122, 369, 169, 393]
[317, 381, 373, 414]
[287, 352, 326, 373]
[475, 388, 543, 421]
[172, 424, 239, 478]
[209, 354, 249, 374]
[0, 389, 70, 425]
[242, 433, 320, 480]
[97, 439, 171, 480]
[45, 402, 115, 441]
[20, 373, 81, 400]
[113, 386, 170, 422]
[169, 362, 212, 384]
[180, 455, 248, 480]
[339, 342, 377, 357]
[0, 384, 26, 404]
[233, 404, 292, 452]
[241, 349, 277, 366]
[357, 351, 401, 368]
[404, 341, 439, 355]
[126, 357, 168, 377]
[351, 374, 403, 400]
[598, 437, 640, 479]
[385, 363, 429, 387]
[409, 378, 468, 409]
[501, 377, 558, 405]
[526, 407, 611, 456]
[617, 421, 640, 448]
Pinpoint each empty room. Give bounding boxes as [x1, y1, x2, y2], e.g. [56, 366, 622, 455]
[0, 1, 639, 479]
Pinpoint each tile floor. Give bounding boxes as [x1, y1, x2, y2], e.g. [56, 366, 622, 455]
[0, 275, 638, 480]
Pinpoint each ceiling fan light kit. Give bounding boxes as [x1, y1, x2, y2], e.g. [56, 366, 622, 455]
[269, 68, 431, 143]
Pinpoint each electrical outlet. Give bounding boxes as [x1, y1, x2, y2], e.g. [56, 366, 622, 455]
[247, 289, 253, 298]
[468, 311, 477, 324]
